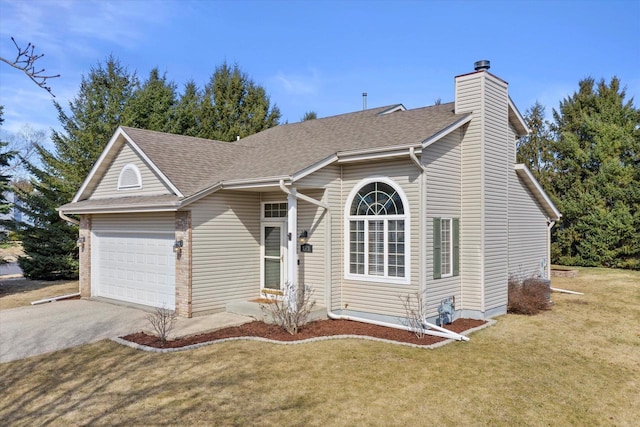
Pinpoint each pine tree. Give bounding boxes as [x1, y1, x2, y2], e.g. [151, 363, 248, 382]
[517, 102, 554, 184]
[168, 80, 202, 137]
[0, 106, 16, 216]
[199, 62, 281, 141]
[123, 68, 177, 132]
[549, 77, 640, 269]
[15, 56, 138, 279]
[301, 111, 317, 121]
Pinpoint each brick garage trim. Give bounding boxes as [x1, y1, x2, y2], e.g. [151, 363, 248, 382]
[175, 211, 192, 317]
[79, 215, 91, 298]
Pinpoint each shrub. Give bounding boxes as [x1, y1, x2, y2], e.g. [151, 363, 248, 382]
[146, 305, 177, 343]
[260, 282, 316, 335]
[399, 290, 429, 338]
[508, 276, 551, 315]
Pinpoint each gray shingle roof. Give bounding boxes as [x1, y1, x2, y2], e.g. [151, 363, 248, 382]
[62, 102, 469, 214]
[120, 127, 254, 196]
[124, 102, 468, 197]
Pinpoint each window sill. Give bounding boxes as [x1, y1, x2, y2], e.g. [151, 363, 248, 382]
[344, 273, 410, 285]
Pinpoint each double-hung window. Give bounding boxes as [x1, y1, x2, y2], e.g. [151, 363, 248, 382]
[346, 179, 409, 284]
[433, 217, 459, 279]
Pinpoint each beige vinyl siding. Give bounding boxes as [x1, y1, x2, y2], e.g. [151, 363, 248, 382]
[296, 164, 340, 189]
[90, 144, 172, 200]
[297, 189, 327, 304]
[423, 130, 463, 315]
[189, 191, 261, 315]
[327, 168, 343, 311]
[296, 165, 341, 308]
[456, 74, 485, 312]
[338, 159, 420, 318]
[508, 170, 549, 278]
[92, 212, 175, 233]
[482, 75, 510, 311]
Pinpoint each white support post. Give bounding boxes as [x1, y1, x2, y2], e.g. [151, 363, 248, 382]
[287, 191, 298, 287]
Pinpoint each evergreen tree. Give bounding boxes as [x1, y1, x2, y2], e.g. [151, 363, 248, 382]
[549, 77, 640, 269]
[168, 80, 202, 137]
[0, 106, 16, 216]
[301, 111, 317, 121]
[199, 62, 281, 141]
[123, 68, 177, 132]
[15, 56, 138, 279]
[517, 102, 554, 184]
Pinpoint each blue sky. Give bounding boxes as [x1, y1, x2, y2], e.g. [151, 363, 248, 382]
[1, 0, 638, 139]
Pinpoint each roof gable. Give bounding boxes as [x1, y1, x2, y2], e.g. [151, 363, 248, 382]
[514, 164, 561, 220]
[72, 128, 183, 203]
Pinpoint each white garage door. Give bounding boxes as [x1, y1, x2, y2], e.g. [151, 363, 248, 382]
[92, 232, 176, 310]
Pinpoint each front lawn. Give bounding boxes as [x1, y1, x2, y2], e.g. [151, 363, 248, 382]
[0, 279, 79, 310]
[1, 267, 638, 425]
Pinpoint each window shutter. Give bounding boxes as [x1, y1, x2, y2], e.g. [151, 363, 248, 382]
[433, 218, 441, 279]
[452, 218, 460, 276]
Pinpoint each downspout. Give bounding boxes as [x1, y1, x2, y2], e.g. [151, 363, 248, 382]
[547, 219, 556, 279]
[58, 210, 80, 226]
[279, 179, 470, 342]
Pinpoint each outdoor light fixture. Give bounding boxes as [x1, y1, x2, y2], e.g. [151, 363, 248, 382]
[173, 240, 183, 253]
[77, 236, 86, 249]
[298, 230, 308, 244]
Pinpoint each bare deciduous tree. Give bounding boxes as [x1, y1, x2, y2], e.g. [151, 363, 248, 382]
[0, 124, 44, 179]
[0, 37, 60, 96]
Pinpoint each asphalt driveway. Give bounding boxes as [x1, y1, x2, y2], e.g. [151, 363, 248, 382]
[0, 299, 150, 363]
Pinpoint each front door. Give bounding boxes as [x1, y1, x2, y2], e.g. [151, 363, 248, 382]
[262, 224, 286, 292]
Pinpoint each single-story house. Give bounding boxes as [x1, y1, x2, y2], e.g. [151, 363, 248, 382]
[59, 62, 561, 325]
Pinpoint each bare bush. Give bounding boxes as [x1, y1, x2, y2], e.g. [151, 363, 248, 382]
[146, 305, 177, 343]
[399, 290, 428, 338]
[508, 275, 550, 315]
[260, 282, 316, 335]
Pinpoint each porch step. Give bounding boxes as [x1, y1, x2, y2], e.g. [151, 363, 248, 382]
[226, 300, 327, 324]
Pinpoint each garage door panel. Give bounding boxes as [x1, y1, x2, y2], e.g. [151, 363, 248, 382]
[93, 232, 176, 310]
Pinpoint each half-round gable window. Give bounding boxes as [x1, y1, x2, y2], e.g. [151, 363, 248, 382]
[117, 164, 142, 190]
[345, 178, 410, 284]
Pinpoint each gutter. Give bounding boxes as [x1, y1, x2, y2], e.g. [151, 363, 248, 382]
[547, 219, 556, 279]
[58, 210, 80, 225]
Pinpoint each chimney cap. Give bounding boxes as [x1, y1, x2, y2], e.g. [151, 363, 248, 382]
[474, 60, 491, 71]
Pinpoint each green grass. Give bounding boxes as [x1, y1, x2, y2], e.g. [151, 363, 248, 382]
[1, 267, 639, 426]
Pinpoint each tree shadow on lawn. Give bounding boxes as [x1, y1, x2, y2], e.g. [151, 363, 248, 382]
[0, 341, 259, 425]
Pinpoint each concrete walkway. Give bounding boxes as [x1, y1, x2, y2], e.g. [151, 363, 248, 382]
[0, 299, 253, 363]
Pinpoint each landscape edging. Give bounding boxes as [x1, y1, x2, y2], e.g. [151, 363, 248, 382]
[110, 319, 496, 353]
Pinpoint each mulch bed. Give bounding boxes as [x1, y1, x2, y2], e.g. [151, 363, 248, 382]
[121, 318, 486, 349]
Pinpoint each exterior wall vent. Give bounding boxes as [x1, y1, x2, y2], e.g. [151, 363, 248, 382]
[474, 60, 491, 71]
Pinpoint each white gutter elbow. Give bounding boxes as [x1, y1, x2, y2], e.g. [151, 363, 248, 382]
[279, 179, 292, 196]
[58, 210, 80, 226]
[409, 147, 427, 172]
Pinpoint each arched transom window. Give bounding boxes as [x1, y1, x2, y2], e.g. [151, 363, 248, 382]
[345, 179, 409, 283]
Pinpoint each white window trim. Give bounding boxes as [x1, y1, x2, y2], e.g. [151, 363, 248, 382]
[344, 177, 410, 285]
[117, 164, 142, 190]
[441, 217, 453, 278]
[261, 201, 288, 219]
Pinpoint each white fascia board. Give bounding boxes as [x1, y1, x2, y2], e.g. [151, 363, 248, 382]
[120, 129, 184, 198]
[292, 154, 338, 182]
[508, 97, 529, 136]
[221, 175, 292, 189]
[514, 164, 561, 220]
[72, 127, 125, 203]
[177, 183, 223, 207]
[421, 115, 473, 149]
[337, 144, 421, 163]
[59, 205, 180, 215]
[378, 104, 407, 115]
